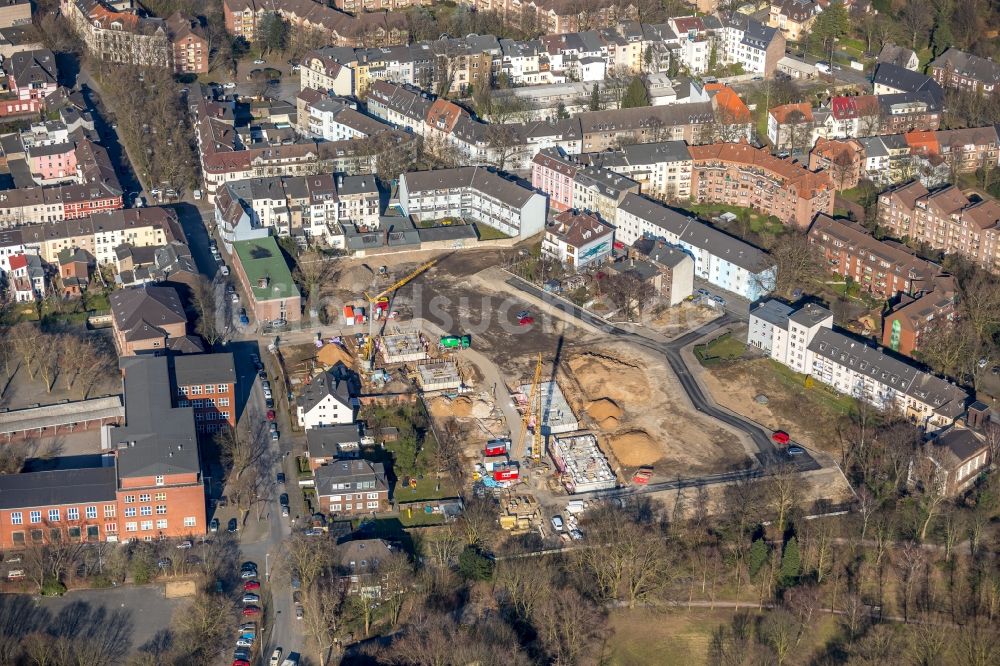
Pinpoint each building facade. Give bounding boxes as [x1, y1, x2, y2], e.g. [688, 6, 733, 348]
[315, 460, 390, 516]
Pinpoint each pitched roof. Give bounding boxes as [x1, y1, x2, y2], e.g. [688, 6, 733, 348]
[306, 423, 361, 458]
[315, 459, 388, 493]
[930, 48, 1000, 86]
[402, 167, 538, 209]
[0, 465, 117, 510]
[769, 102, 813, 124]
[687, 142, 832, 199]
[110, 285, 187, 341]
[297, 370, 353, 414]
[546, 210, 613, 248]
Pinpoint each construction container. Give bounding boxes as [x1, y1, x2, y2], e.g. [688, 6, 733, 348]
[439, 335, 470, 349]
[493, 464, 519, 482]
[343, 305, 355, 325]
[566, 500, 586, 515]
[484, 439, 510, 457]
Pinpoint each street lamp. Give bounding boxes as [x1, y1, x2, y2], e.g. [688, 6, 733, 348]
[265, 552, 270, 581]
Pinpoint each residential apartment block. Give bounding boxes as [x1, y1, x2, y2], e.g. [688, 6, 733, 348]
[749, 299, 968, 430]
[0, 355, 210, 549]
[62, 0, 176, 69]
[879, 181, 1000, 273]
[579, 141, 693, 202]
[231, 236, 302, 325]
[315, 460, 389, 516]
[688, 142, 834, 230]
[530, 148, 638, 223]
[929, 47, 1000, 95]
[541, 210, 614, 270]
[807, 214, 946, 300]
[214, 173, 379, 249]
[768, 0, 816, 41]
[399, 167, 547, 239]
[613, 193, 775, 300]
[222, 0, 408, 48]
[0, 48, 58, 118]
[110, 284, 200, 356]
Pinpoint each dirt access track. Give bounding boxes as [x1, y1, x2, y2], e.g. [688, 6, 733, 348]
[559, 341, 754, 476]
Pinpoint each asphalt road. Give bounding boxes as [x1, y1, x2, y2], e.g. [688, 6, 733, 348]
[503, 275, 821, 476]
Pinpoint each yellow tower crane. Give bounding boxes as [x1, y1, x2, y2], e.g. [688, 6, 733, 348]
[516, 353, 544, 461]
[361, 258, 438, 369]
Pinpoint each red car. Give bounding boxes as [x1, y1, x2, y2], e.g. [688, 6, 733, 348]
[233, 661, 250, 666]
[518, 316, 534, 326]
[771, 431, 790, 445]
[244, 580, 260, 591]
[266, 410, 275, 421]
[241, 606, 261, 617]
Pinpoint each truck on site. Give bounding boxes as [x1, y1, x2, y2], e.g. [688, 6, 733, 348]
[632, 466, 653, 485]
[484, 439, 510, 457]
[440, 335, 471, 349]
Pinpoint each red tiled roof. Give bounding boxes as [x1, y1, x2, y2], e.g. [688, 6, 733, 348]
[8, 253, 27, 270]
[769, 102, 813, 124]
[688, 142, 832, 198]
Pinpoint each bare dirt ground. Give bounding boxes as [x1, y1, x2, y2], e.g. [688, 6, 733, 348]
[646, 301, 720, 339]
[0, 362, 119, 412]
[699, 357, 847, 455]
[559, 341, 751, 476]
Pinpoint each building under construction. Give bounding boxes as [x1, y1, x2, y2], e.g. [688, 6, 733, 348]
[380, 331, 428, 364]
[415, 361, 462, 392]
[550, 433, 617, 494]
[516, 380, 578, 435]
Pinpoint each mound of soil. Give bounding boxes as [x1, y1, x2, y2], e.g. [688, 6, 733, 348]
[587, 398, 623, 422]
[598, 415, 620, 431]
[430, 396, 473, 419]
[608, 430, 661, 467]
[316, 344, 353, 368]
[340, 264, 375, 293]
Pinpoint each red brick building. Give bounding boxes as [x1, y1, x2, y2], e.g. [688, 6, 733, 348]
[314, 460, 389, 517]
[688, 142, 834, 230]
[166, 13, 209, 75]
[807, 213, 944, 299]
[0, 355, 210, 548]
[173, 353, 237, 434]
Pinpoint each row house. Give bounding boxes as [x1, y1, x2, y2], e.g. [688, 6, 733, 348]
[334, 0, 431, 12]
[2, 207, 179, 265]
[0, 355, 210, 549]
[295, 89, 390, 142]
[460, 0, 638, 35]
[613, 192, 775, 300]
[668, 16, 720, 75]
[929, 47, 1000, 96]
[767, 102, 817, 152]
[579, 140, 693, 202]
[905, 126, 1000, 174]
[301, 47, 356, 97]
[879, 181, 1000, 274]
[807, 213, 946, 300]
[749, 299, 968, 430]
[399, 166, 547, 239]
[688, 142, 834, 230]
[530, 148, 639, 222]
[215, 173, 379, 247]
[222, 0, 408, 48]
[877, 91, 942, 134]
[165, 12, 209, 75]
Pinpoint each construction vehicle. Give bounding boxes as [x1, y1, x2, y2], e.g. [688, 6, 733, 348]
[361, 259, 438, 369]
[632, 466, 653, 485]
[516, 353, 544, 460]
[439, 335, 471, 349]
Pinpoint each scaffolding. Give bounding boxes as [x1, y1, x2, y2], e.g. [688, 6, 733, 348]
[549, 433, 617, 494]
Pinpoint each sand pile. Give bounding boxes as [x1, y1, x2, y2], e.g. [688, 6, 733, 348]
[430, 396, 473, 418]
[569, 354, 649, 404]
[316, 344, 353, 368]
[340, 264, 375, 292]
[608, 430, 661, 467]
[587, 398, 623, 431]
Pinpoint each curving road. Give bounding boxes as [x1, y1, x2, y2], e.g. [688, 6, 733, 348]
[502, 276, 821, 478]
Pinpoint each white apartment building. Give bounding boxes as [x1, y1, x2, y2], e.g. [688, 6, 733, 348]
[748, 299, 969, 430]
[580, 141, 693, 202]
[399, 167, 547, 239]
[613, 193, 775, 300]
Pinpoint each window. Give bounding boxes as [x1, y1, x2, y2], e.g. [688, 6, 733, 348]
[155, 476, 164, 486]
[67, 508, 79, 521]
[29, 511, 41, 524]
[124, 495, 135, 504]
[183, 516, 196, 527]
[105, 523, 117, 533]
[139, 494, 150, 502]
[30, 529, 43, 542]
[156, 519, 168, 529]
[219, 398, 230, 407]
[68, 527, 81, 539]
[140, 506, 152, 516]
[86, 506, 97, 519]
[87, 525, 99, 540]
[367, 501, 379, 508]
[154, 492, 166, 501]
[140, 520, 153, 531]
[220, 411, 231, 421]
[48, 509, 60, 522]
[12, 532, 24, 545]
[204, 384, 215, 394]
[104, 505, 116, 518]
[156, 505, 167, 515]
[192, 399, 204, 408]
[10, 512, 22, 525]
[331, 504, 342, 511]
[217, 384, 228, 392]
[124, 507, 136, 517]
[190, 385, 203, 394]
[125, 522, 137, 532]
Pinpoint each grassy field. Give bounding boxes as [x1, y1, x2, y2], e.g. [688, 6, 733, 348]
[767, 359, 857, 416]
[473, 222, 512, 240]
[606, 606, 842, 665]
[695, 333, 746, 365]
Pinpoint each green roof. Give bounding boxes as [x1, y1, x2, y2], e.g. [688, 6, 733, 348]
[232, 237, 300, 302]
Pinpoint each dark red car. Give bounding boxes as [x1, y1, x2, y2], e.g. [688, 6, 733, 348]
[241, 606, 261, 617]
[518, 316, 534, 326]
[233, 661, 251, 666]
[244, 580, 260, 591]
[266, 410, 275, 421]
[771, 431, 790, 445]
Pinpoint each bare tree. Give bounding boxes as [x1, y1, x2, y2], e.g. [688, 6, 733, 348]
[756, 232, 823, 298]
[191, 276, 223, 346]
[280, 533, 334, 592]
[761, 463, 803, 536]
[603, 269, 655, 322]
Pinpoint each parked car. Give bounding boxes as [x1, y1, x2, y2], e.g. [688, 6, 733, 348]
[176, 540, 192, 549]
[227, 518, 239, 533]
[241, 561, 257, 572]
[236, 638, 254, 648]
[279, 493, 289, 507]
[242, 593, 260, 604]
[157, 558, 172, 569]
[258, 369, 267, 379]
[271, 431, 280, 441]
[269, 422, 278, 433]
[276, 471, 285, 484]
[570, 529, 584, 540]
[787, 446, 805, 456]
[265, 398, 274, 409]
[516, 310, 531, 319]
[220, 265, 230, 276]
[244, 580, 260, 591]
[270, 649, 284, 666]
[241, 606, 261, 617]
[295, 604, 304, 620]
[304, 528, 322, 536]
[232, 660, 250, 666]
[253, 58, 265, 64]
[290, 571, 301, 589]
[239, 623, 257, 632]
[267, 410, 276, 421]
[551, 515, 564, 531]
[231, 293, 240, 303]
[240, 570, 257, 579]
[149, 188, 161, 196]
[281, 505, 290, 517]
[234, 649, 251, 661]
[223, 82, 237, 89]
[209, 518, 220, 532]
[193, 189, 202, 200]
[240, 313, 250, 326]
[518, 316, 534, 326]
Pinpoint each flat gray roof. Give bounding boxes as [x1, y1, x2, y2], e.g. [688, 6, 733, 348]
[0, 465, 117, 509]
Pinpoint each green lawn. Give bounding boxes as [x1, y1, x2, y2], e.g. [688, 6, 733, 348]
[473, 222, 512, 241]
[767, 359, 857, 416]
[398, 509, 447, 527]
[698, 333, 746, 362]
[394, 475, 456, 502]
